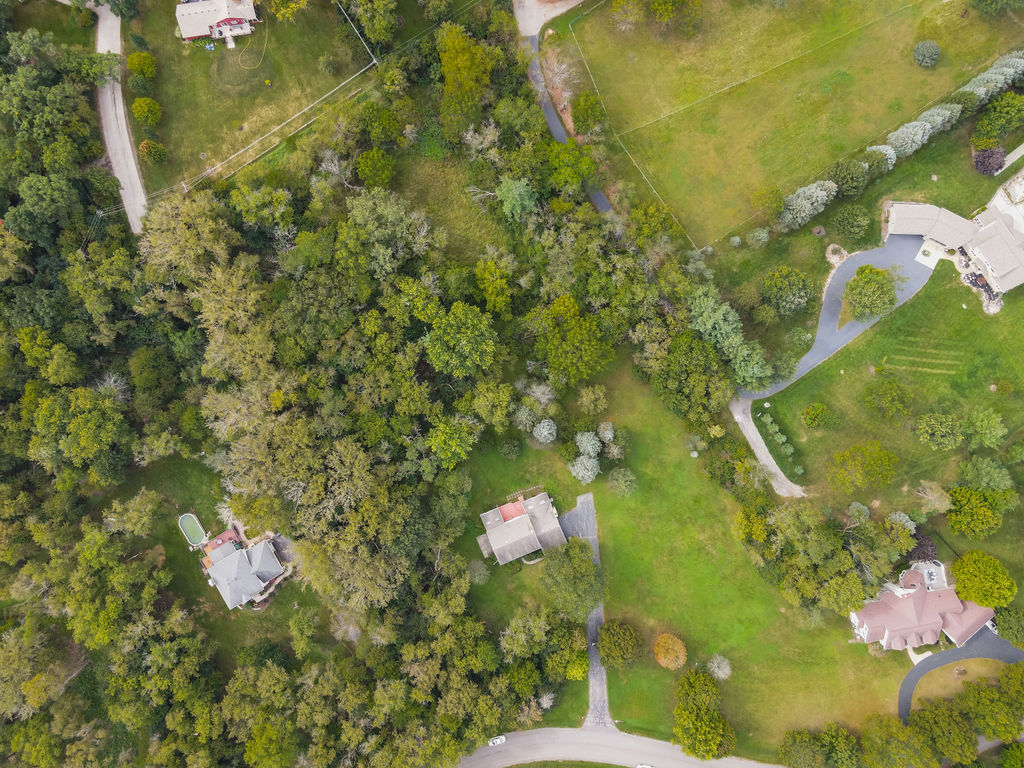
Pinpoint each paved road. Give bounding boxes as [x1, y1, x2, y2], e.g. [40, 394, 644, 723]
[728, 398, 806, 497]
[459, 727, 778, 768]
[93, 3, 147, 233]
[54, 0, 148, 232]
[523, 35, 611, 213]
[897, 627, 1024, 720]
[559, 494, 615, 729]
[742, 234, 933, 398]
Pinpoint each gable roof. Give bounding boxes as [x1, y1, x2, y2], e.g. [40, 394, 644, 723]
[851, 561, 994, 650]
[477, 491, 567, 565]
[207, 540, 284, 609]
[971, 208, 1024, 292]
[888, 202, 978, 248]
[176, 0, 257, 38]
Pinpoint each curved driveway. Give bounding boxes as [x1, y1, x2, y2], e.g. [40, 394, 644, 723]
[742, 234, 932, 398]
[897, 627, 1024, 720]
[458, 727, 779, 768]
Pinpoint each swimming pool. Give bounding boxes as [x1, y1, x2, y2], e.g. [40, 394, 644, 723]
[177, 513, 207, 548]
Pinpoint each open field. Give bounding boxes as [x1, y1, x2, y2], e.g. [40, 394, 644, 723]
[12, 0, 95, 47]
[564, 0, 1024, 243]
[459, 357, 911, 760]
[90, 455, 337, 671]
[911, 658, 1007, 708]
[126, 0, 372, 191]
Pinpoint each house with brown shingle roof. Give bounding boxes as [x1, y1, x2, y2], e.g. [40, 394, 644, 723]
[476, 491, 567, 565]
[850, 561, 994, 651]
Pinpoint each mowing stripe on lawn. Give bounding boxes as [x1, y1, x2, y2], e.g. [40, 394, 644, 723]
[884, 364, 958, 374]
[887, 354, 963, 364]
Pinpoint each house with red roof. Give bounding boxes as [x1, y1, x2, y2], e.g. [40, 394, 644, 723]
[850, 560, 995, 651]
[476, 491, 567, 565]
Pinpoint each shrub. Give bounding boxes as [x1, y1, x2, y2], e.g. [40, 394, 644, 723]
[532, 418, 557, 444]
[729, 235, 742, 247]
[467, 559, 490, 585]
[829, 158, 869, 197]
[962, 406, 1007, 450]
[499, 438, 521, 460]
[1008, 440, 1024, 464]
[996, 607, 1024, 650]
[597, 421, 615, 443]
[777, 180, 838, 232]
[706, 653, 732, 680]
[572, 90, 605, 135]
[750, 184, 784, 222]
[565, 650, 589, 680]
[558, 439, 578, 461]
[654, 633, 687, 669]
[568, 455, 600, 485]
[577, 385, 607, 416]
[959, 456, 1014, 493]
[832, 204, 870, 239]
[126, 51, 156, 79]
[827, 441, 898, 493]
[608, 467, 637, 496]
[747, 226, 770, 249]
[975, 147, 1006, 175]
[673, 670, 735, 759]
[946, 89, 981, 117]
[752, 304, 778, 326]
[575, 431, 602, 458]
[131, 97, 162, 127]
[1003, 743, 1024, 768]
[128, 73, 151, 95]
[844, 265, 896, 321]
[356, 148, 394, 188]
[72, 6, 96, 27]
[914, 413, 962, 450]
[947, 486, 1003, 538]
[318, 54, 338, 75]
[128, 32, 148, 51]
[761, 265, 811, 317]
[918, 104, 961, 133]
[598, 620, 641, 669]
[862, 375, 911, 419]
[513, 403, 538, 432]
[887, 121, 932, 158]
[865, 144, 897, 172]
[951, 550, 1018, 607]
[913, 40, 940, 68]
[801, 402, 840, 429]
[138, 140, 167, 165]
[971, 91, 1024, 149]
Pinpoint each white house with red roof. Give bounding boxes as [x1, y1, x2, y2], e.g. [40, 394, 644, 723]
[176, 0, 260, 44]
[850, 561, 995, 651]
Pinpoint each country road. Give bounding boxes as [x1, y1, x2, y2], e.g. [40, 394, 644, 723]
[54, 0, 148, 232]
[457, 727, 780, 768]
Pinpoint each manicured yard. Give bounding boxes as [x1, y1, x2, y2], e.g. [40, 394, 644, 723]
[563, 0, 1024, 243]
[12, 0, 95, 47]
[126, 0, 372, 191]
[459, 358, 912, 760]
[911, 658, 1006, 708]
[91, 455, 337, 671]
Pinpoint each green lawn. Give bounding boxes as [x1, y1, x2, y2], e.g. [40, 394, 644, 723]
[566, 0, 1024, 243]
[12, 0, 95, 48]
[459, 358, 911, 759]
[126, 0, 372, 191]
[92, 455, 337, 671]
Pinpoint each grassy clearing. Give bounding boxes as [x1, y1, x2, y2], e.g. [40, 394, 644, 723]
[392, 153, 511, 263]
[12, 0, 95, 48]
[458, 357, 911, 759]
[126, 0, 371, 191]
[911, 658, 1007, 708]
[92, 455, 336, 672]
[566, 0, 1024, 243]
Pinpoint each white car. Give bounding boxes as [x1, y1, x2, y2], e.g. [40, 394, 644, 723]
[487, 736, 506, 746]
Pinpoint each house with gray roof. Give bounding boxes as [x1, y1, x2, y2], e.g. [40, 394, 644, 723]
[477, 491, 567, 565]
[206, 538, 285, 609]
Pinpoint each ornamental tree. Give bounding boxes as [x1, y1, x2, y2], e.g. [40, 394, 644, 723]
[886, 121, 932, 158]
[526, 295, 613, 387]
[913, 40, 940, 68]
[568, 455, 600, 485]
[996, 607, 1024, 650]
[540, 538, 604, 622]
[761, 265, 811, 317]
[833, 204, 870, 239]
[843, 265, 897, 321]
[126, 51, 156, 79]
[598, 619, 641, 669]
[914, 413, 962, 450]
[947, 487, 1003, 538]
[777, 180, 838, 232]
[654, 633, 687, 669]
[975, 147, 1007, 175]
[951, 551, 1018, 607]
[356, 148, 394, 188]
[131, 96, 162, 127]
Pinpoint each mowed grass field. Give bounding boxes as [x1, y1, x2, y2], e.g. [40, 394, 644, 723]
[568, 0, 1024, 243]
[753, 262, 1024, 607]
[459, 359, 911, 759]
[911, 658, 1007, 708]
[127, 0, 371, 191]
[12, 0, 95, 48]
